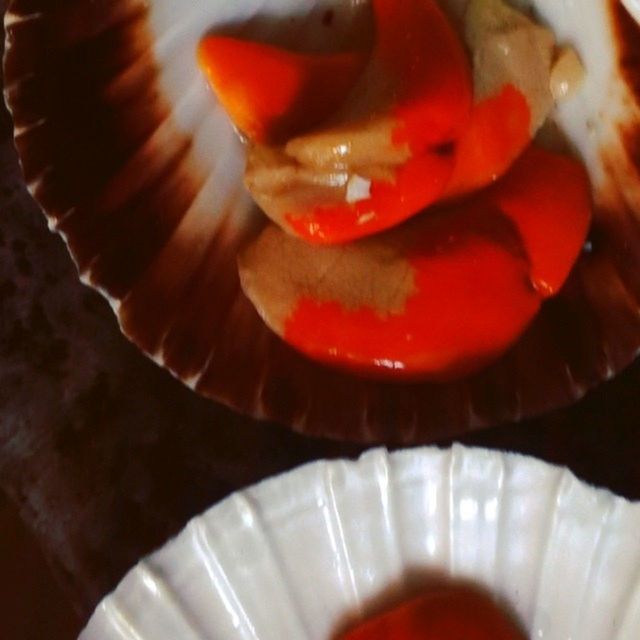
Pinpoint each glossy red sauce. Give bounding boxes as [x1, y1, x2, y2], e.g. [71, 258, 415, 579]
[286, 83, 533, 244]
[285, 208, 540, 380]
[199, 2, 593, 380]
[281, 0, 472, 244]
[197, 38, 367, 144]
[488, 145, 592, 296]
[284, 146, 591, 380]
[445, 84, 532, 198]
[286, 150, 456, 243]
[337, 587, 527, 640]
[375, 0, 472, 152]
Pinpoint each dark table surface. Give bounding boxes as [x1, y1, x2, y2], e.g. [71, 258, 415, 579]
[1, 10, 639, 628]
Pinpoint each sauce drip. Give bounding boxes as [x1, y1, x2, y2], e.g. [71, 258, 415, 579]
[445, 84, 531, 198]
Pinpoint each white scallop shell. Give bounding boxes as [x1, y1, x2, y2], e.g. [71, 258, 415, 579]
[4, 1, 640, 442]
[79, 447, 640, 640]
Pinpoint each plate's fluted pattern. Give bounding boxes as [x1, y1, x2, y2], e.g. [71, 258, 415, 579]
[4, 0, 640, 443]
[79, 447, 640, 640]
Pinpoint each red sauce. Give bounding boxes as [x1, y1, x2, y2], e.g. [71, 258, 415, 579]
[284, 206, 540, 380]
[445, 84, 532, 198]
[489, 145, 592, 296]
[197, 38, 367, 144]
[375, 0, 472, 152]
[285, 151, 456, 243]
[337, 587, 527, 640]
[283, 146, 591, 380]
[200, 3, 593, 380]
[281, 0, 473, 244]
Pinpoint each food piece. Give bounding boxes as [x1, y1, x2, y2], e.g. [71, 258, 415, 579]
[337, 586, 527, 639]
[445, 0, 564, 197]
[465, 0, 556, 133]
[199, 1, 593, 382]
[246, 144, 460, 245]
[240, 207, 540, 379]
[245, 0, 473, 243]
[198, 37, 368, 144]
[244, 0, 582, 242]
[240, 146, 590, 380]
[488, 145, 592, 296]
[443, 83, 531, 198]
[550, 47, 585, 102]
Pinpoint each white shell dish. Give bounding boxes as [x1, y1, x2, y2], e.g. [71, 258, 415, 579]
[80, 447, 640, 640]
[4, 1, 640, 442]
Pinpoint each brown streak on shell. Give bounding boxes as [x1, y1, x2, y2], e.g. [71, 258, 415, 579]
[121, 200, 252, 364]
[194, 292, 275, 414]
[27, 0, 148, 48]
[611, 0, 640, 101]
[5, 3, 175, 223]
[611, 0, 640, 194]
[160, 220, 252, 381]
[85, 157, 202, 299]
[578, 247, 640, 372]
[6, 0, 210, 305]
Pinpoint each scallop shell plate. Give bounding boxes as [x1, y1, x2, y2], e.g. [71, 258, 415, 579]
[79, 446, 640, 639]
[4, 0, 640, 442]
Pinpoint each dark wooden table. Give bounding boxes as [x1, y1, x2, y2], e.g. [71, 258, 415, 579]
[1, 12, 639, 630]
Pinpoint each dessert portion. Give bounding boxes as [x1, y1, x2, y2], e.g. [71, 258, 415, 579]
[243, 0, 583, 241]
[244, 0, 472, 243]
[337, 585, 527, 639]
[239, 146, 590, 379]
[198, 0, 592, 380]
[197, 38, 369, 145]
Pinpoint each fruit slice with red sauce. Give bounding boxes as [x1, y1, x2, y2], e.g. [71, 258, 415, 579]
[444, 0, 562, 198]
[199, 0, 581, 246]
[239, 146, 591, 380]
[240, 191, 541, 379]
[243, 0, 577, 245]
[337, 586, 527, 640]
[197, 37, 368, 144]
[244, 0, 473, 243]
[444, 84, 531, 199]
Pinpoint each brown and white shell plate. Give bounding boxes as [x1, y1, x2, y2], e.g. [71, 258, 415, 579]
[4, 0, 640, 443]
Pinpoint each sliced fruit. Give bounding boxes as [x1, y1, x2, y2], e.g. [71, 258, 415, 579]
[465, 0, 556, 134]
[239, 195, 539, 381]
[444, 84, 531, 198]
[337, 586, 527, 640]
[197, 36, 368, 144]
[244, 0, 473, 243]
[239, 146, 591, 380]
[249, 145, 458, 244]
[446, 0, 565, 198]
